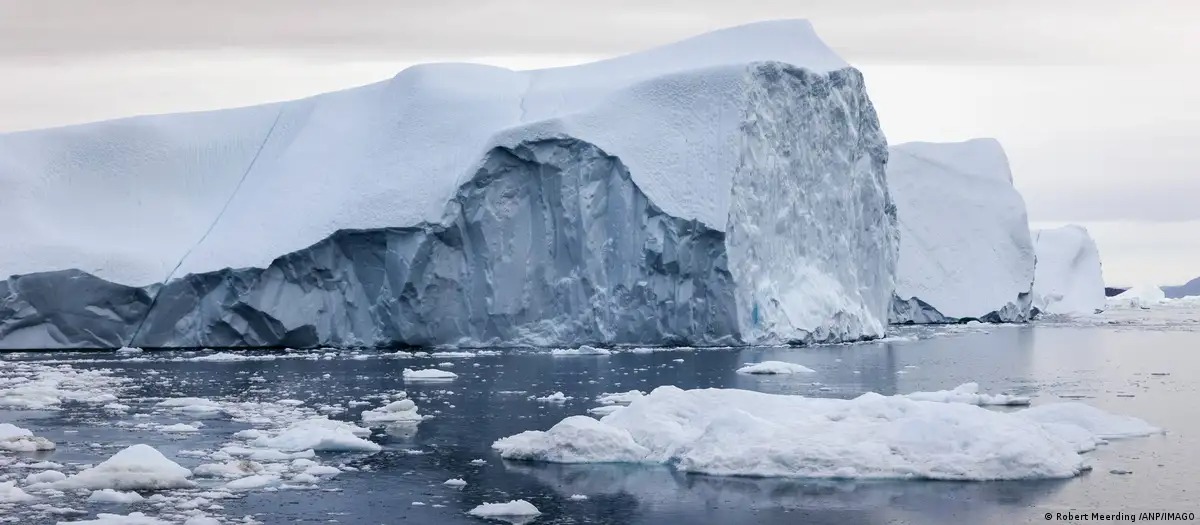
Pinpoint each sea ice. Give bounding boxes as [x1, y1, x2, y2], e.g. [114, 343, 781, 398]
[467, 499, 542, 521]
[535, 392, 572, 403]
[86, 489, 146, 504]
[550, 346, 612, 356]
[0, 422, 56, 451]
[52, 444, 194, 490]
[443, 478, 467, 487]
[59, 512, 169, 524]
[904, 383, 1030, 406]
[361, 396, 422, 424]
[735, 361, 815, 375]
[0, 481, 36, 503]
[252, 418, 379, 452]
[402, 369, 458, 381]
[494, 386, 1156, 480]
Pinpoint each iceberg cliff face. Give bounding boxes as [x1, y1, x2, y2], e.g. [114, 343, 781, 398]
[887, 139, 1035, 324]
[0, 20, 896, 349]
[1031, 225, 1106, 316]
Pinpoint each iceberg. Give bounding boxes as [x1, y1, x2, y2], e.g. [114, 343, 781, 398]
[887, 139, 1035, 324]
[493, 385, 1158, 480]
[1030, 225, 1106, 316]
[0, 20, 895, 350]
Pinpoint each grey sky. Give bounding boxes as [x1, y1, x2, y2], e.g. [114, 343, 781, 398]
[1, 0, 1196, 284]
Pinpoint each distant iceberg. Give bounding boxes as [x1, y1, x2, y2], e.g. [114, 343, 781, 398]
[1031, 225, 1106, 316]
[887, 139, 1035, 324]
[0, 20, 897, 349]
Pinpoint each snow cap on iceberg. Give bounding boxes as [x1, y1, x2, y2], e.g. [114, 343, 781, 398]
[888, 138, 1035, 323]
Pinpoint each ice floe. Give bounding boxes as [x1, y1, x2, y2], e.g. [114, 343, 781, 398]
[534, 392, 572, 403]
[361, 395, 423, 424]
[735, 361, 815, 375]
[251, 417, 379, 453]
[86, 489, 146, 504]
[0, 481, 36, 503]
[51, 444, 194, 490]
[443, 478, 467, 487]
[467, 499, 541, 522]
[402, 368, 458, 381]
[904, 383, 1030, 406]
[550, 345, 612, 356]
[494, 385, 1158, 480]
[0, 422, 56, 451]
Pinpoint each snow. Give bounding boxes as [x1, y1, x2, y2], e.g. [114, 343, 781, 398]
[467, 500, 542, 520]
[494, 385, 1157, 480]
[86, 489, 146, 504]
[735, 361, 815, 375]
[0, 422, 56, 451]
[53, 444, 194, 490]
[904, 383, 1030, 406]
[888, 139, 1035, 323]
[251, 417, 379, 452]
[0, 481, 36, 503]
[402, 368, 458, 381]
[534, 392, 572, 403]
[443, 478, 467, 487]
[361, 396, 422, 424]
[550, 345, 612, 356]
[1031, 225, 1106, 316]
[0, 19, 895, 349]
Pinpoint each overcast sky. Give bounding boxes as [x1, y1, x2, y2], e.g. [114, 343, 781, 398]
[2, 0, 1196, 285]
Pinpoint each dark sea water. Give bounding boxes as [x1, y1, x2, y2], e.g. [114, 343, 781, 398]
[2, 323, 1198, 525]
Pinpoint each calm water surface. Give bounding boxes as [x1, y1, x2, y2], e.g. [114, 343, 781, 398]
[3, 324, 1197, 524]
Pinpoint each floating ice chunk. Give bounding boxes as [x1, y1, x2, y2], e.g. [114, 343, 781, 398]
[252, 418, 379, 453]
[535, 392, 572, 403]
[87, 489, 146, 504]
[0, 481, 36, 503]
[595, 391, 645, 405]
[159, 423, 200, 433]
[587, 406, 625, 417]
[494, 416, 650, 463]
[57, 512, 169, 525]
[277, 399, 305, 406]
[224, 474, 281, 491]
[25, 469, 67, 484]
[102, 403, 131, 412]
[0, 422, 56, 451]
[469, 459, 487, 466]
[186, 352, 251, 362]
[53, 444, 194, 490]
[735, 361, 815, 375]
[494, 386, 1157, 480]
[568, 494, 588, 501]
[430, 351, 476, 358]
[1018, 403, 1161, 440]
[361, 396, 422, 424]
[402, 368, 458, 381]
[443, 478, 467, 487]
[156, 397, 224, 417]
[193, 460, 265, 479]
[467, 500, 542, 522]
[116, 347, 143, 354]
[290, 473, 318, 484]
[183, 517, 222, 525]
[303, 465, 340, 477]
[550, 346, 612, 356]
[904, 383, 1031, 406]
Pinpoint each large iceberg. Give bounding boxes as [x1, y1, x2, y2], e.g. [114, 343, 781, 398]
[1030, 225, 1106, 316]
[887, 139, 1035, 324]
[0, 20, 897, 349]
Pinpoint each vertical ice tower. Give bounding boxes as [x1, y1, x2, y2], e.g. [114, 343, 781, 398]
[0, 20, 898, 349]
[888, 139, 1036, 323]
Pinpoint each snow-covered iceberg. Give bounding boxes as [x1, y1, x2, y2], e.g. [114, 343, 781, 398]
[887, 139, 1035, 324]
[1030, 225, 1106, 316]
[0, 20, 896, 350]
[494, 385, 1159, 480]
